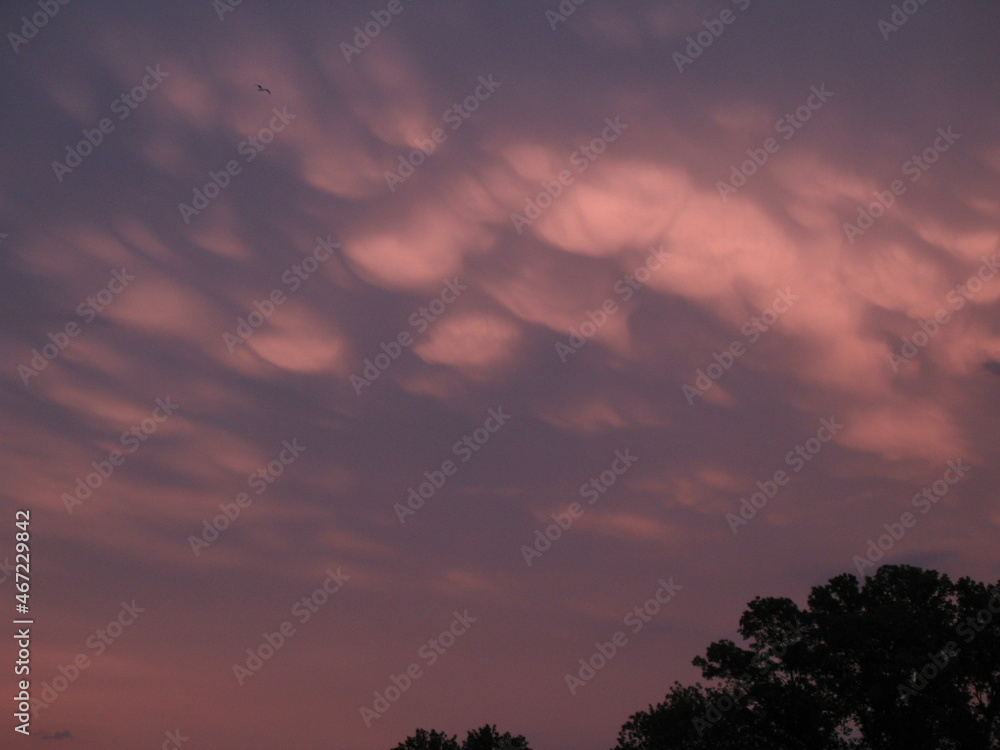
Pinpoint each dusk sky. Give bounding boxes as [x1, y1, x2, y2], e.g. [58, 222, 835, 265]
[2, 0, 1000, 747]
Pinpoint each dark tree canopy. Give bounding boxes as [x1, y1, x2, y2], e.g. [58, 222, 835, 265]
[394, 724, 531, 750]
[391, 728, 460, 750]
[462, 724, 532, 750]
[613, 564, 1000, 749]
[390, 566, 999, 750]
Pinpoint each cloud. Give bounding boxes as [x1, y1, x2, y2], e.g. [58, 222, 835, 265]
[41, 730, 73, 740]
[2, 1, 999, 748]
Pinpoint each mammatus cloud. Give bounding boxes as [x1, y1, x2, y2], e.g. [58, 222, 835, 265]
[2, 1, 998, 748]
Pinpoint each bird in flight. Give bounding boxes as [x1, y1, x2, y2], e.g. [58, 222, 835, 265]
[257, 84, 271, 94]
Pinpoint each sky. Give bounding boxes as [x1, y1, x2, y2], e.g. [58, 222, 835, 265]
[1, 0, 999, 748]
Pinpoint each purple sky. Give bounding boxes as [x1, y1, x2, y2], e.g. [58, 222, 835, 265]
[2, 1, 1000, 748]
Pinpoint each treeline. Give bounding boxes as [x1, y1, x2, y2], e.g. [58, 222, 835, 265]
[391, 565, 1000, 749]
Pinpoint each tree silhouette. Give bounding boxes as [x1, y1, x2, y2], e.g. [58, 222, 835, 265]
[393, 724, 531, 750]
[613, 564, 1000, 749]
[391, 728, 460, 750]
[462, 724, 531, 750]
[390, 566, 999, 749]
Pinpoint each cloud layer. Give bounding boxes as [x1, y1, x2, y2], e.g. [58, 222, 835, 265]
[2, 1, 999, 748]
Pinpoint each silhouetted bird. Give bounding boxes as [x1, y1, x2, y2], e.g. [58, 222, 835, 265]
[257, 85, 271, 94]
